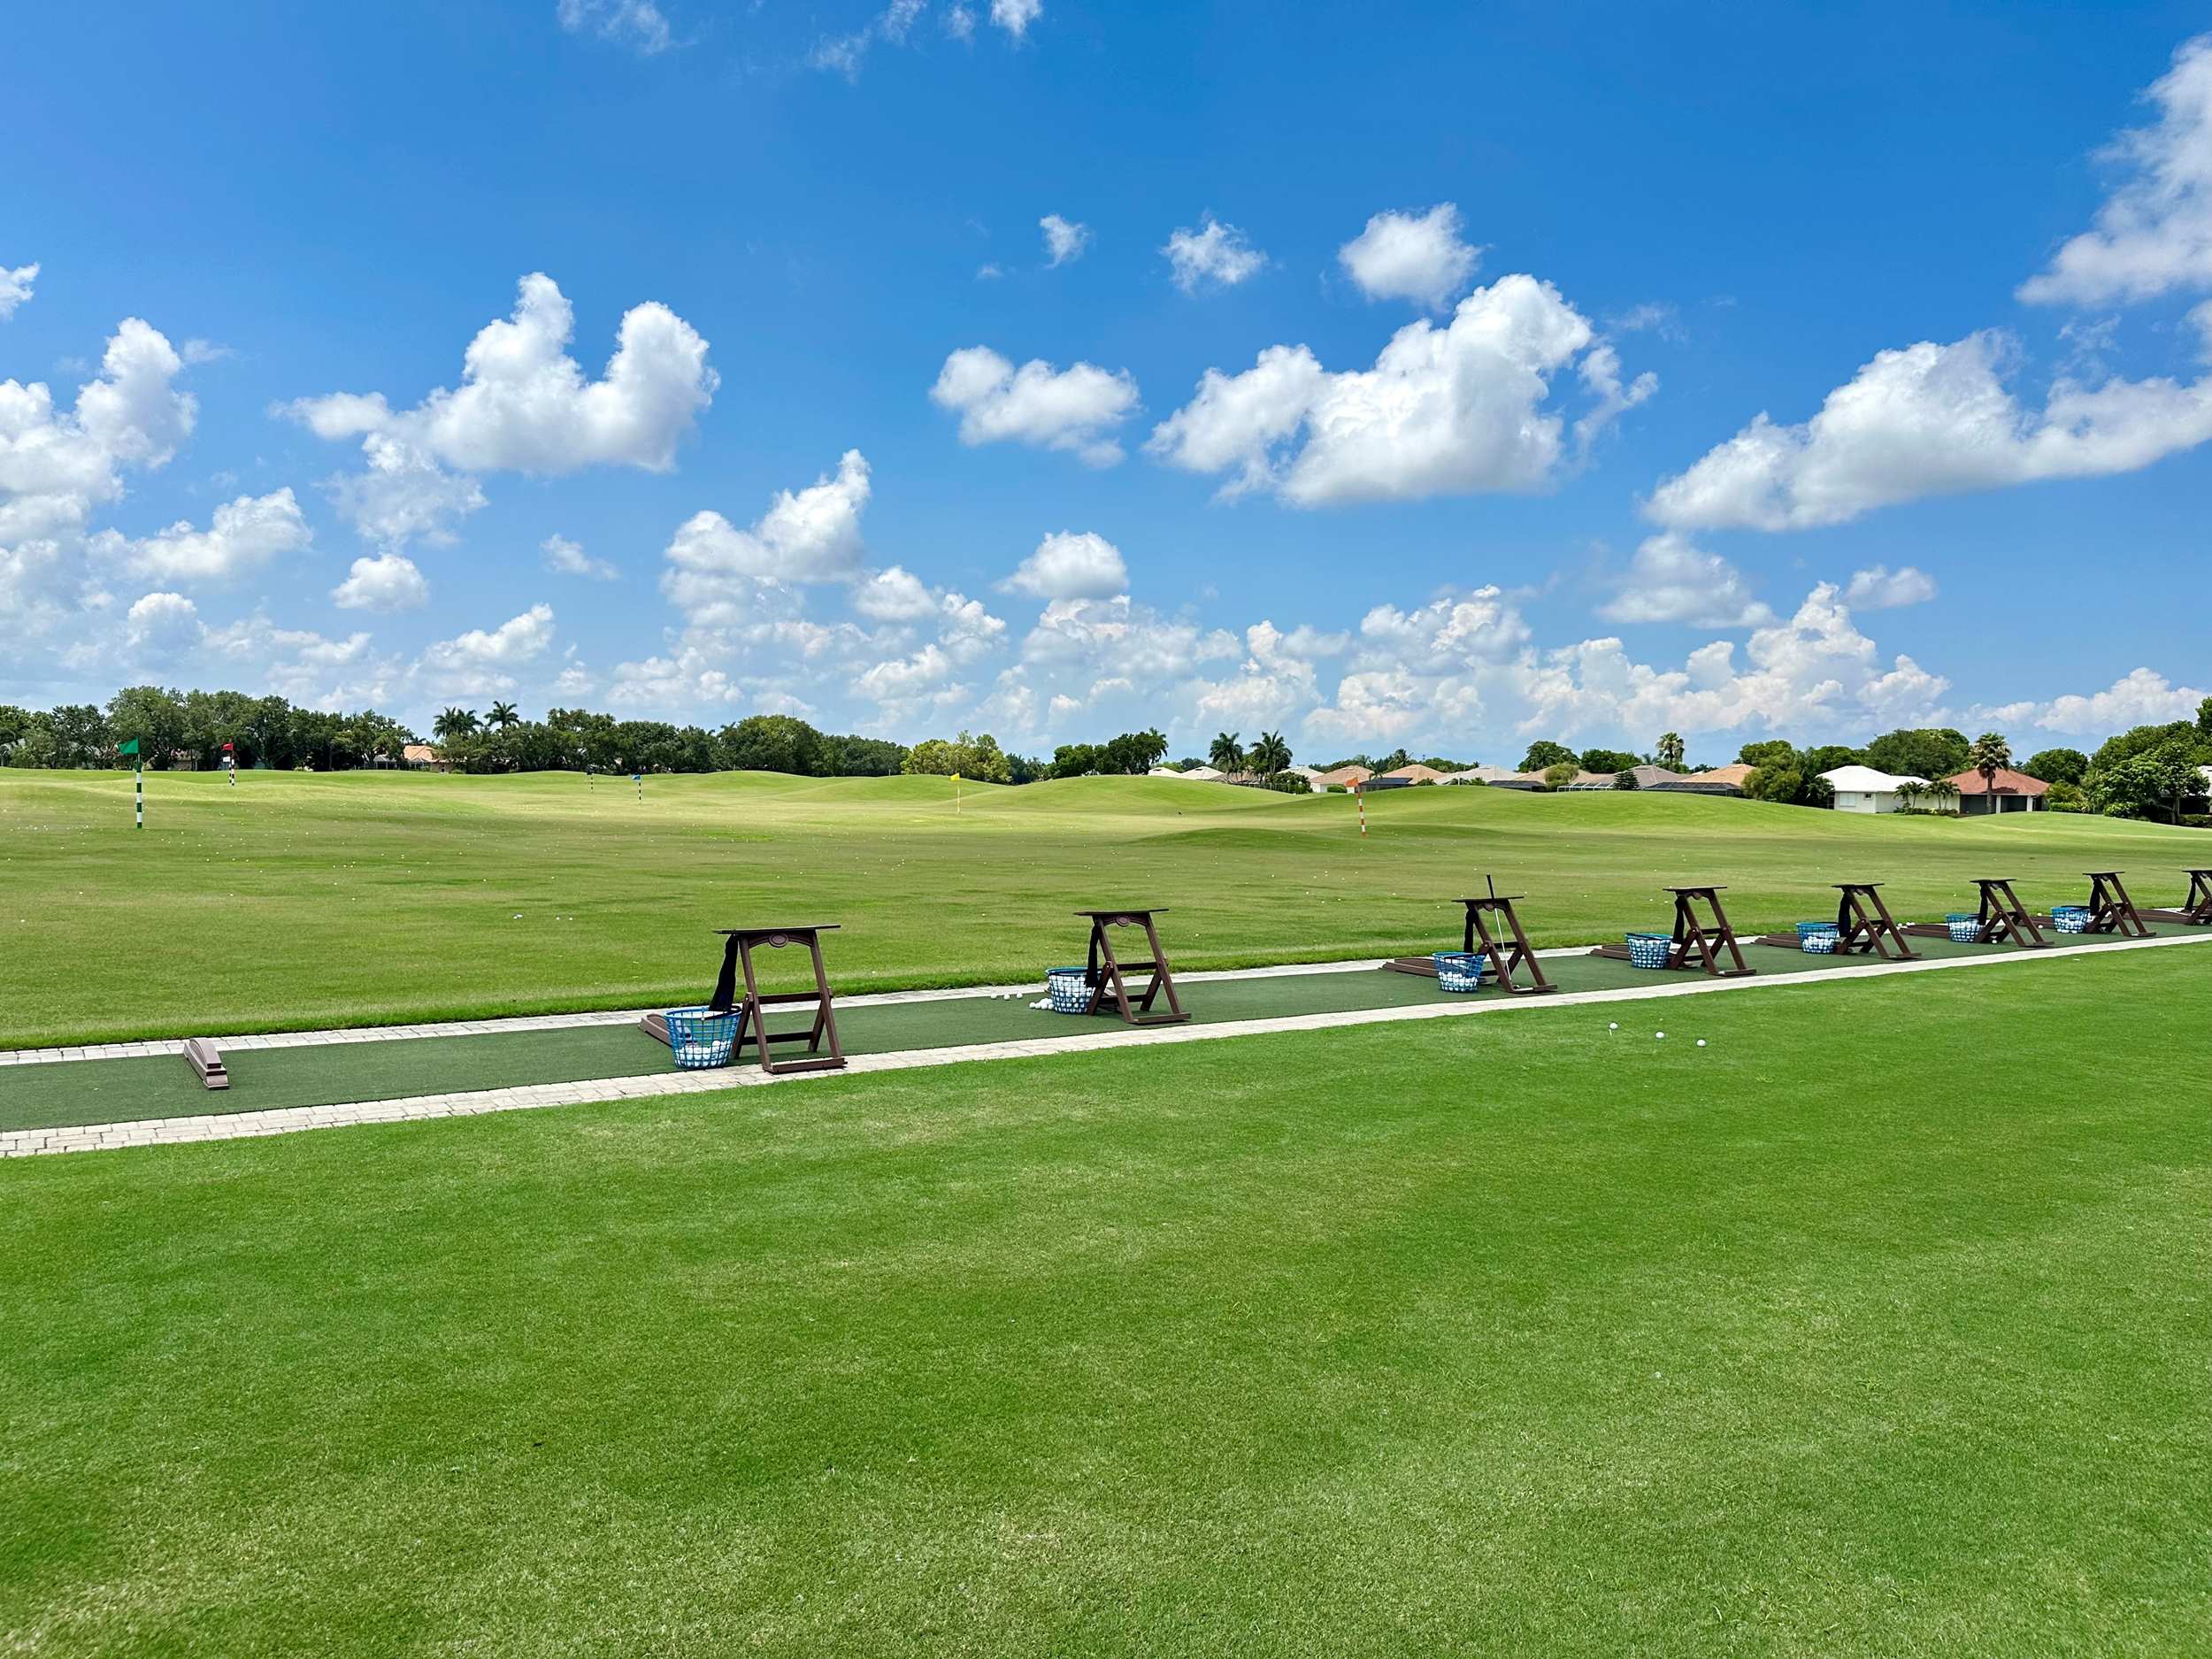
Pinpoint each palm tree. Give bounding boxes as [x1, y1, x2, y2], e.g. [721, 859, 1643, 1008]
[1927, 777, 1960, 813]
[431, 707, 480, 744]
[1895, 780, 1924, 810]
[1209, 732, 1245, 772]
[1656, 731, 1686, 771]
[488, 701, 520, 731]
[1969, 731, 2011, 815]
[1248, 730, 1292, 775]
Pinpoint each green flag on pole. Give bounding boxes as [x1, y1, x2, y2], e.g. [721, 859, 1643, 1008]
[116, 738, 140, 757]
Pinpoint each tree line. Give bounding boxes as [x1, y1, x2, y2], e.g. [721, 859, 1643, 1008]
[1507, 711, 2212, 822]
[4, 686, 2206, 822]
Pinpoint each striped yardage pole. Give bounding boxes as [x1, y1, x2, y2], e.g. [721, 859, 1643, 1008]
[1356, 780, 1366, 838]
[135, 763, 143, 829]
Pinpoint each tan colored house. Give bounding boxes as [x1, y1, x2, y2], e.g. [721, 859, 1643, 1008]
[1376, 763, 1449, 785]
[1674, 763, 1755, 794]
[1947, 766, 2048, 815]
[401, 742, 449, 772]
[1310, 764, 1374, 790]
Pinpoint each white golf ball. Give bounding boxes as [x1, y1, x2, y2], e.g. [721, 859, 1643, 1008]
[1608, 1022, 1618, 1031]
[1655, 1032, 1666, 1040]
[1696, 1039, 1707, 1048]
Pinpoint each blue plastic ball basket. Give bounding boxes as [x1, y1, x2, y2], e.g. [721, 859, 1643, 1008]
[1432, 950, 1487, 993]
[1625, 932, 1673, 970]
[1046, 966, 1093, 1013]
[1797, 922, 1839, 954]
[663, 1004, 738, 1070]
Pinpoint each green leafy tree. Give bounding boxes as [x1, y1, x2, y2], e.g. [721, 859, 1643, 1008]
[431, 707, 479, 744]
[1579, 747, 1640, 775]
[822, 733, 907, 776]
[1968, 732, 2012, 803]
[1612, 769, 1640, 790]
[1208, 732, 1245, 772]
[903, 731, 1012, 784]
[1800, 744, 1864, 778]
[1736, 738, 1799, 773]
[1520, 740, 1575, 772]
[1048, 742, 1100, 780]
[0, 704, 33, 764]
[1655, 731, 1685, 770]
[1865, 726, 1970, 780]
[2093, 750, 2201, 823]
[2199, 695, 2212, 738]
[2021, 747, 2088, 787]
[1099, 730, 1170, 773]
[1540, 760, 1578, 789]
[718, 714, 827, 776]
[106, 687, 188, 769]
[1248, 730, 1293, 775]
[1375, 747, 1414, 772]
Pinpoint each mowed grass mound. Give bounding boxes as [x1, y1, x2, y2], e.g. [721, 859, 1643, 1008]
[4, 949, 2208, 1655]
[3, 764, 2206, 1045]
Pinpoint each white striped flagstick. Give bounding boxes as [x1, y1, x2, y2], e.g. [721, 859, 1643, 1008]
[119, 737, 142, 828]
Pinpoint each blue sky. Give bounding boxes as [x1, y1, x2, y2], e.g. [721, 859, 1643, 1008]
[5, 0, 2209, 762]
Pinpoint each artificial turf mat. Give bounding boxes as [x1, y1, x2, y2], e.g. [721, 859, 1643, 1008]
[4, 949, 2208, 1655]
[5, 925, 2204, 1132]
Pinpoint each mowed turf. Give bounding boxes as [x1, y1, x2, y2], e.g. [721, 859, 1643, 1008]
[5, 765, 2209, 1048]
[4, 949, 2208, 1655]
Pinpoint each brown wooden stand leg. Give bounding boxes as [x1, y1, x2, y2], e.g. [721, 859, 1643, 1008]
[1975, 879, 2048, 949]
[2084, 872, 2149, 938]
[2187, 870, 2212, 926]
[1466, 896, 1556, 995]
[1835, 883, 1916, 959]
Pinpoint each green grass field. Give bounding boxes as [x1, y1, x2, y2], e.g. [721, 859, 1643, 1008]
[4, 765, 2208, 1047]
[6, 950, 2208, 1655]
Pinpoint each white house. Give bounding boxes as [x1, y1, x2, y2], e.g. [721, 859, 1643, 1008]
[1820, 764, 1929, 814]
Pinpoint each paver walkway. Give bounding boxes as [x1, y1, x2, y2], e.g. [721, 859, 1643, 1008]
[6, 929, 2206, 1159]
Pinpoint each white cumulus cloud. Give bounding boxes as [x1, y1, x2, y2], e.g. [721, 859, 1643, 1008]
[663, 449, 873, 627]
[1598, 533, 1773, 628]
[419, 603, 557, 695]
[0, 262, 36, 320]
[931, 346, 1139, 465]
[1647, 328, 2212, 531]
[1149, 273, 1638, 505]
[992, 0, 1041, 39]
[1163, 216, 1265, 293]
[1842, 565, 1938, 609]
[92, 488, 311, 586]
[286, 273, 715, 548]
[1002, 529, 1128, 600]
[541, 534, 618, 580]
[1040, 212, 1090, 267]
[556, 0, 673, 55]
[1338, 204, 1479, 310]
[332, 552, 430, 612]
[2020, 35, 2212, 305]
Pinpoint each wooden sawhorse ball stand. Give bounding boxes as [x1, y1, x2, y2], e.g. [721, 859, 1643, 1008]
[641, 926, 848, 1074]
[2081, 871, 2151, 938]
[2170, 869, 2212, 926]
[1076, 910, 1190, 1026]
[1972, 878, 2049, 949]
[1381, 890, 1557, 995]
[1833, 882, 1917, 960]
[1663, 886, 1755, 977]
[1592, 887, 1756, 976]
